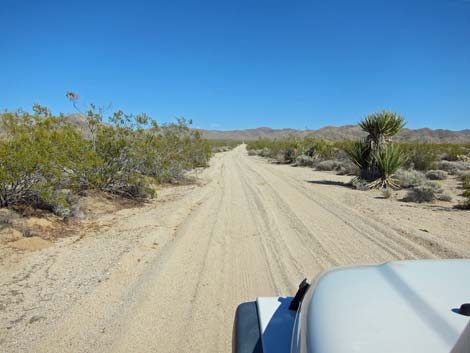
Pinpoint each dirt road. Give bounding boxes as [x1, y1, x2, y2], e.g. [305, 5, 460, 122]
[1, 145, 469, 352]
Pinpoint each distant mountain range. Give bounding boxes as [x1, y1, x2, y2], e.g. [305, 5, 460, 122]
[20, 114, 467, 144]
[197, 126, 470, 144]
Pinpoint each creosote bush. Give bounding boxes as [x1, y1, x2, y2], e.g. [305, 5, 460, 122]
[0, 97, 211, 214]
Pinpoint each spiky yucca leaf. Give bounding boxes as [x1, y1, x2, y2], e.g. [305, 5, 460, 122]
[345, 139, 369, 169]
[371, 144, 406, 188]
[359, 111, 405, 140]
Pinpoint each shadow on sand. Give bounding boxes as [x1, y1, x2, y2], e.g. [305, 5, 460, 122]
[306, 180, 351, 188]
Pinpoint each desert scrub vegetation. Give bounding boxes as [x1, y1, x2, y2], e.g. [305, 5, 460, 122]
[247, 137, 334, 163]
[0, 97, 211, 216]
[346, 111, 406, 189]
[246, 113, 470, 207]
[425, 170, 447, 180]
[400, 143, 470, 171]
[207, 139, 241, 153]
[404, 181, 451, 203]
[458, 175, 470, 209]
[394, 169, 426, 188]
[246, 137, 359, 174]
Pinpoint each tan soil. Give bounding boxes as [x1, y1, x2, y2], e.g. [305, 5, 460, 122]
[1, 145, 469, 352]
[9, 237, 52, 251]
[0, 228, 23, 243]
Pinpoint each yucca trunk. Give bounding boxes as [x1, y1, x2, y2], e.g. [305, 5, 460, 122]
[361, 134, 389, 181]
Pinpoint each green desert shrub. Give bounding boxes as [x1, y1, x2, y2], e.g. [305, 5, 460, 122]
[400, 144, 436, 171]
[0, 97, 212, 212]
[0, 108, 66, 209]
[425, 170, 447, 180]
[300, 138, 334, 159]
[400, 143, 470, 170]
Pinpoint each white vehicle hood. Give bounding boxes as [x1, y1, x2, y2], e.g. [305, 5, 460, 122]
[299, 259, 470, 353]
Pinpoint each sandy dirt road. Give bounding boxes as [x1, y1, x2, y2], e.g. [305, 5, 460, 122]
[1, 145, 469, 352]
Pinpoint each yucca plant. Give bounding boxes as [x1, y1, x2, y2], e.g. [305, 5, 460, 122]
[370, 144, 406, 188]
[359, 111, 405, 149]
[346, 139, 369, 171]
[348, 111, 406, 188]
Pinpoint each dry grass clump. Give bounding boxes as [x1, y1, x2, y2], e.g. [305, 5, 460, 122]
[435, 161, 470, 175]
[425, 170, 447, 180]
[438, 192, 453, 202]
[461, 176, 470, 199]
[248, 149, 261, 156]
[404, 181, 450, 203]
[335, 160, 358, 176]
[351, 178, 369, 191]
[381, 188, 392, 199]
[294, 155, 316, 167]
[456, 170, 470, 179]
[315, 160, 342, 171]
[394, 169, 426, 188]
[457, 175, 470, 209]
[458, 199, 470, 210]
[313, 159, 358, 176]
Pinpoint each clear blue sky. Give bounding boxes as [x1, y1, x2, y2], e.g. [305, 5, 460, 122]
[2, 0, 469, 130]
